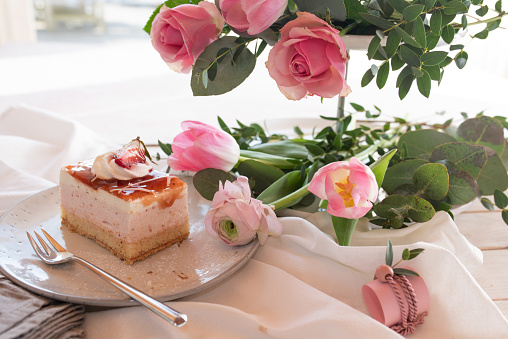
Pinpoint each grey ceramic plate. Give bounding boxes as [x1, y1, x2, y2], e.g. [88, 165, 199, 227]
[0, 176, 258, 306]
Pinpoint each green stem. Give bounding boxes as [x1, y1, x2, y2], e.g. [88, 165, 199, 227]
[332, 216, 359, 246]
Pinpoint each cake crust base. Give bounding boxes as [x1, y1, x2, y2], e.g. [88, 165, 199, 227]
[61, 208, 189, 265]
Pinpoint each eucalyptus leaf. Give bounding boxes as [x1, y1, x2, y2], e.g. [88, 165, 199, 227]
[429, 142, 487, 179]
[455, 50, 468, 69]
[413, 163, 449, 200]
[444, 162, 479, 205]
[416, 69, 432, 97]
[360, 13, 395, 29]
[421, 51, 449, 66]
[480, 197, 495, 211]
[397, 129, 457, 157]
[361, 68, 376, 87]
[398, 74, 415, 99]
[441, 25, 455, 44]
[383, 159, 429, 193]
[399, 45, 421, 67]
[476, 148, 508, 195]
[457, 116, 506, 155]
[413, 16, 427, 48]
[240, 149, 300, 169]
[376, 62, 390, 88]
[191, 36, 255, 96]
[444, 0, 469, 15]
[402, 4, 425, 22]
[395, 27, 421, 48]
[430, 10, 442, 35]
[393, 268, 420, 277]
[387, 0, 410, 12]
[193, 169, 237, 201]
[294, 0, 347, 21]
[386, 239, 393, 266]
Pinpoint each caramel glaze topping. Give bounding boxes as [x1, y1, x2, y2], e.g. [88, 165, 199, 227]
[64, 160, 187, 208]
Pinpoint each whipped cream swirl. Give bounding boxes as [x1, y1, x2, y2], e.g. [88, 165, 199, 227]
[91, 152, 151, 180]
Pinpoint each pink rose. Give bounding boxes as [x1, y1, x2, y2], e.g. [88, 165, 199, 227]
[308, 158, 378, 219]
[168, 121, 240, 172]
[218, 0, 287, 35]
[265, 12, 351, 100]
[150, 2, 224, 73]
[205, 176, 283, 245]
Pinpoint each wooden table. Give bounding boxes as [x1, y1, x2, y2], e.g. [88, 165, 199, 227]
[456, 199, 508, 319]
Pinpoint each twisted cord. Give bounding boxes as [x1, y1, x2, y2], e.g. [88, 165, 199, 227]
[385, 273, 428, 335]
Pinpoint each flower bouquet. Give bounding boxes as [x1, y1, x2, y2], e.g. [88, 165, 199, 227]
[145, 0, 507, 99]
[158, 109, 508, 246]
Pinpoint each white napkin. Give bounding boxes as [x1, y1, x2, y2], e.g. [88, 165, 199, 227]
[85, 217, 508, 338]
[0, 104, 115, 215]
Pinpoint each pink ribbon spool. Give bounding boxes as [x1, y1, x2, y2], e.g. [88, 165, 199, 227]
[362, 266, 430, 327]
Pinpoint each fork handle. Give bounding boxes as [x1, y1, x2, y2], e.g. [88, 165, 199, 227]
[72, 257, 187, 327]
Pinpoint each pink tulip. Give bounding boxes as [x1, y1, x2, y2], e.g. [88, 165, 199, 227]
[150, 2, 224, 73]
[218, 0, 287, 35]
[308, 158, 378, 219]
[205, 176, 283, 246]
[265, 12, 351, 100]
[168, 121, 240, 172]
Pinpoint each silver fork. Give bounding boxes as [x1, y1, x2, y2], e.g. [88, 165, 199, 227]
[26, 229, 187, 327]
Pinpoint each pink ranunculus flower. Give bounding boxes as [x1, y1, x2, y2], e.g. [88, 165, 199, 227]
[150, 2, 224, 74]
[168, 121, 240, 172]
[308, 158, 378, 219]
[218, 0, 288, 35]
[205, 176, 283, 246]
[265, 12, 351, 100]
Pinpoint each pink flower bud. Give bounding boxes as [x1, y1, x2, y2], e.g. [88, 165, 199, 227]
[168, 121, 240, 172]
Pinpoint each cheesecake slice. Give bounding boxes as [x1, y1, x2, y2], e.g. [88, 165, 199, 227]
[59, 139, 189, 264]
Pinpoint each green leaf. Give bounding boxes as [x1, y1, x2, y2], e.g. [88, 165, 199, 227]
[359, 13, 394, 29]
[494, 189, 508, 209]
[237, 160, 284, 194]
[376, 62, 390, 89]
[393, 268, 420, 277]
[445, 162, 479, 205]
[487, 19, 501, 32]
[255, 40, 268, 57]
[240, 150, 299, 169]
[416, 69, 432, 97]
[444, 0, 469, 15]
[475, 5, 489, 16]
[250, 140, 309, 159]
[430, 10, 443, 35]
[450, 44, 465, 51]
[457, 116, 506, 156]
[399, 44, 421, 67]
[370, 149, 398, 188]
[193, 168, 236, 201]
[383, 159, 429, 193]
[397, 129, 457, 157]
[474, 29, 489, 39]
[395, 27, 422, 48]
[386, 239, 394, 266]
[462, 14, 468, 29]
[158, 140, 172, 156]
[257, 171, 304, 205]
[403, 4, 425, 22]
[385, 30, 402, 58]
[391, 53, 405, 70]
[413, 163, 449, 200]
[423, 64, 441, 81]
[477, 149, 508, 195]
[455, 50, 468, 69]
[402, 248, 410, 260]
[430, 142, 488, 179]
[368, 36, 382, 60]
[441, 24, 456, 44]
[421, 51, 449, 66]
[361, 67, 376, 87]
[407, 248, 425, 260]
[398, 75, 415, 99]
[480, 197, 495, 211]
[495, 0, 502, 12]
[191, 36, 255, 96]
[426, 33, 441, 50]
[294, 0, 347, 22]
[413, 17, 427, 48]
[143, 3, 164, 35]
[387, 0, 411, 12]
[374, 195, 435, 222]
[502, 210, 508, 225]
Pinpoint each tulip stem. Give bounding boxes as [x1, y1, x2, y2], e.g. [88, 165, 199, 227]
[332, 216, 359, 246]
[271, 183, 311, 211]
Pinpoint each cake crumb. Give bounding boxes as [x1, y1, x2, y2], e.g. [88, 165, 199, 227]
[258, 325, 268, 334]
[172, 270, 188, 280]
[127, 277, 132, 280]
[147, 271, 153, 274]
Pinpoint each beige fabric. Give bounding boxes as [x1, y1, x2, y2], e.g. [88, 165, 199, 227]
[0, 274, 85, 339]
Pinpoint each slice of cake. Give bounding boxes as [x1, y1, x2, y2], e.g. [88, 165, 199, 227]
[60, 138, 189, 264]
